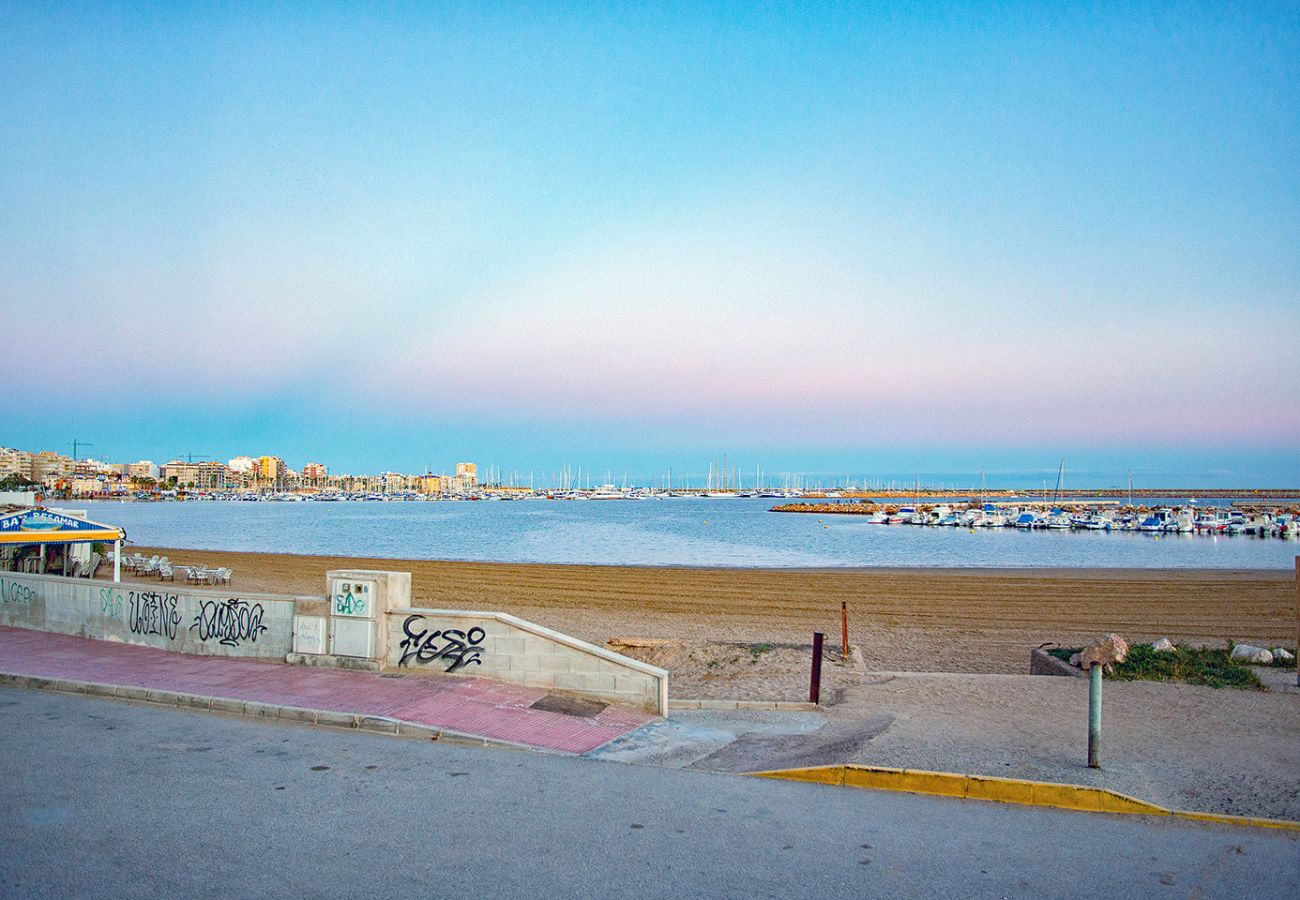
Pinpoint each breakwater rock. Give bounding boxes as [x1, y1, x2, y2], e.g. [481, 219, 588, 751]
[770, 503, 879, 515]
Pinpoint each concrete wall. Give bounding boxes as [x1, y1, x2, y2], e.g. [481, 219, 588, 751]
[1030, 648, 1085, 677]
[0, 570, 669, 716]
[0, 571, 302, 659]
[387, 607, 668, 715]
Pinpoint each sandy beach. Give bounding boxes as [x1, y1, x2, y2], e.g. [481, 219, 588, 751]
[126, 547, 1295, 678]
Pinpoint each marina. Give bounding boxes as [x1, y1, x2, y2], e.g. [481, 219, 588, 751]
[79, 497, 1300, 570]
[773, 500, 1300, 538]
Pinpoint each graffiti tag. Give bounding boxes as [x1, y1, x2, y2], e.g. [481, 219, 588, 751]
[190, 598, 268, 647]
[0, 577, 36, 606]
[333, 591, 366, 616]
[98, 587, 124, 619]
[398, 615, 485, 672]
[127, 591, 181, 639]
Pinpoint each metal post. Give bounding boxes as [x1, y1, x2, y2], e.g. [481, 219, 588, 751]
[1294, 556, 1298, 688]
[841, 601, 849, 657]
[1088, 664, 1103, 768]
[113, 539, 121, 583]
[809, 632, 825, 705]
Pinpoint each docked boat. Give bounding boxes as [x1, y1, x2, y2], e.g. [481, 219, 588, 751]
[1138, 508, 1173, 532]
[1042, 509, 1073, 529]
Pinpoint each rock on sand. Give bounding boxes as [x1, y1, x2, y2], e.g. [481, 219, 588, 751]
[1230, 644, 1274, 665]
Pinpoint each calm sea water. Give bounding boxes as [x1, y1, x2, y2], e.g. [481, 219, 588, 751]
[77, 499, 1300, 569]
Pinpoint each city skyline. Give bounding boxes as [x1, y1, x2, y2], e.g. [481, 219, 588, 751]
[2, 439, 1294, 491]
[2, 5, 1297, 483]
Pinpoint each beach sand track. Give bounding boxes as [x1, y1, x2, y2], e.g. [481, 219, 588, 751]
[122, 548, 1296, 676]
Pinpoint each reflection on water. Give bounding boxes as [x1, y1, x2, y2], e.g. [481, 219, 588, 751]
[81, 499, 1300, 569]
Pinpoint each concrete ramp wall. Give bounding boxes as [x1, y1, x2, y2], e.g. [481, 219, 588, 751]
[388, 607, 668, 715]
[0, 571, 669, 716]
[0, 571, 300, 659]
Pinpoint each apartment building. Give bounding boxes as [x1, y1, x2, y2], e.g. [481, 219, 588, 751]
[128, 460, 159, 480]
[0, 448, 33, 480]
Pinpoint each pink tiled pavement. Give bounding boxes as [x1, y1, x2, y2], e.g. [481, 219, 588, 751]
[0, 626, 654, 754]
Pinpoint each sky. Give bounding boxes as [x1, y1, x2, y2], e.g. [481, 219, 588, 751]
[1, 2, 1297, 486]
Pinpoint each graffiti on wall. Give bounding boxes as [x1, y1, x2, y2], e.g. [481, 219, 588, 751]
[127, 590, 181, 640]
[0, 577, 37, 607]
[190, 598, 268, 647]
[332, 581, 371, 617]
[398, 615, 485, 672]
[98, 587, 124, 619]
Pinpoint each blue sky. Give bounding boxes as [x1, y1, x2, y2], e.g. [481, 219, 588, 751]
[1, 3, 1297, 485]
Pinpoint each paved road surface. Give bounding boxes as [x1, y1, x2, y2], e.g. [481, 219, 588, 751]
[2, 688, 1296, 898]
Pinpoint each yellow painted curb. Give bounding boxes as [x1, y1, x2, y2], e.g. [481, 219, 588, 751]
[749, 765, 1300, 832]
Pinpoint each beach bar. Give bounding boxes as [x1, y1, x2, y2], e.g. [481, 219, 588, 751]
[0, 505, 126, 582]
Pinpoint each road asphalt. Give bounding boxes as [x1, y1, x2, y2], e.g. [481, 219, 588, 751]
[3, 688, 1297, 898]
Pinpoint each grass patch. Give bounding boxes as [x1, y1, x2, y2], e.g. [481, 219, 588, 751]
[1047, 643, 1265, 690]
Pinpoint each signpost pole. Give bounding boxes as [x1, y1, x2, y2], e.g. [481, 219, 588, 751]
[1087, 664, 1103, 768]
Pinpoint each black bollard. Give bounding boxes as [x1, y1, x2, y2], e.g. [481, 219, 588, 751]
[810, 631, 825, 704]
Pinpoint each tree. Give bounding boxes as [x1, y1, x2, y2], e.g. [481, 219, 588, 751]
[0, 474, 37, 491]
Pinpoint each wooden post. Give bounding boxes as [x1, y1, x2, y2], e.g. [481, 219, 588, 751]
[809, 632, 825, 705]
[841, 601, 849, 658]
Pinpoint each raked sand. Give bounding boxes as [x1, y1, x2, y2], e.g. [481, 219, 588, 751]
[125, 547, 1296, 676]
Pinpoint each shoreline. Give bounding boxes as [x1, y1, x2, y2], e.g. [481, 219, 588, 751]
[125, 545, 1297, 576]
[122, 546, 1296, 676]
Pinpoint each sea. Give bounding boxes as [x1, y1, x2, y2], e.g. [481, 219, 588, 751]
[77, 498, 1300, 570]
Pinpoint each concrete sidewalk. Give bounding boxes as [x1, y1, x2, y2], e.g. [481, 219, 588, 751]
[0, 626, 654, 754]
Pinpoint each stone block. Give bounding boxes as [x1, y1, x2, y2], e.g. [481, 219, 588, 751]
[113, 685, 151, 701]
[554, 672, 616, 695]
[209, 697, 246, 715]
[615, 674, 652, 694]
[397, 723, 441, 740]
[358, 717, 400, 735]
[315, 710, 359, 729]
[535, 654, 572, 674]
[242, 701, 278, 718]
[565, 653, 607, 676]
[508, 653, 541, 673]
[52, 679, 88, 694]
[491, 636, 527, 656]
[1030, 648, 1084, 677]
[146, 689, 184, 705]
[276, 705, 318, 724]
